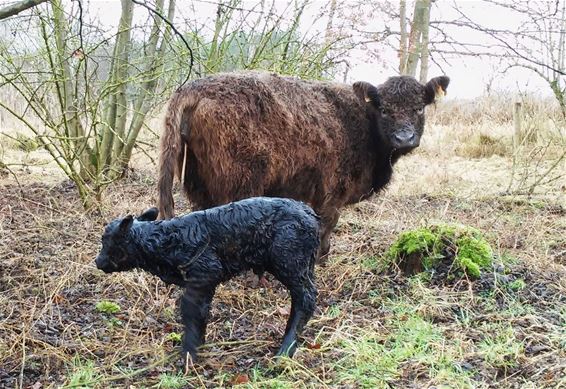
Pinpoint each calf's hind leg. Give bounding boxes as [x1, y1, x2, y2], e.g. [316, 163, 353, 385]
[275, 277, 317, 357]
[179, 286, 216, 361]
[268, 226, 319, 357]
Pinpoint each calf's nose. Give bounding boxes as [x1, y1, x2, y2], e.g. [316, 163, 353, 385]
[95, 255, 106, 269]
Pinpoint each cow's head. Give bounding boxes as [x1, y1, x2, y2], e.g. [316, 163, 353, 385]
[95, 208, 158, 273]
[353, 75, 449, 153]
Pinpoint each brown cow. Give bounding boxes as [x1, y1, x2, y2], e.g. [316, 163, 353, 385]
[158, 71, 449, 257]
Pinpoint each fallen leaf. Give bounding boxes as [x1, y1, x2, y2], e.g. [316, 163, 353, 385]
[52, 294, 65, 304]
[277, 306, 290, 316]
[231, 373, 250, 385]
[307, 342, 321, 350]
[29, 382, 42, 389]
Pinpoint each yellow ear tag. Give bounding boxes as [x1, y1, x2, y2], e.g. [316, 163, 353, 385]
[435, 85, 446, 101]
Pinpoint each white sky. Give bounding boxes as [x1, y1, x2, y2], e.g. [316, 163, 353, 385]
[347, 0, 552, 99]
[2, 0, 555, 99]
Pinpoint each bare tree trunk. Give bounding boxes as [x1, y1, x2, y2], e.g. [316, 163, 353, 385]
[110, 0, 134, 166]
[0, 0, 47, 20]
[51, 0, 93, 179]
[324, 0, 337, 44]
[206, 2, 226, 72]
[405, 0, 429, 77]
[399, 0, 408, 74]
[419, 0, 431, 83]
[117, 0, 177, 175]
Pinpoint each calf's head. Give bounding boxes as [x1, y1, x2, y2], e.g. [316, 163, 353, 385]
[353, 75, 449, 152]
[95, 207, 159, 273]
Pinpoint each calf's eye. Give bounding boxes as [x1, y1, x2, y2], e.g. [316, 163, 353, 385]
[416, 107, 425, 115]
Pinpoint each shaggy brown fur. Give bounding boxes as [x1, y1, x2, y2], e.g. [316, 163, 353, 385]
[158, 71, 449, 256]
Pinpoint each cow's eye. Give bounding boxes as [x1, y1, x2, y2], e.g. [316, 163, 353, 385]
[380, 107, 391, 116]
[416, 107, 425, 115]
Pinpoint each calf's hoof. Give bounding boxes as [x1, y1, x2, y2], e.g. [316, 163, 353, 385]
[181, 345, 199, 364]
[181, 349, 198, 371]
[275, 340, 297, 358]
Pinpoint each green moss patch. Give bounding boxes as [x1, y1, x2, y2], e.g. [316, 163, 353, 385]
[387, 224, 493, 279]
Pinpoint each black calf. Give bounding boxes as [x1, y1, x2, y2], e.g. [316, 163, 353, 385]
[95, 197, 320, 360]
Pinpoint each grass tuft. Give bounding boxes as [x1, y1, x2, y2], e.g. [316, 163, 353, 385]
[64, 357, 100, 388]
[456, 133, 509, 159]
[387, 223, 493, 279]
[157, 372, 189, 389]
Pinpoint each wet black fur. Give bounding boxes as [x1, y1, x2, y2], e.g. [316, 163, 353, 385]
[95, 197, 321, 360]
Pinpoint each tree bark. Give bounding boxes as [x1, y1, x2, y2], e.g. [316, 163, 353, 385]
[419, 0, 431, 83]
[110, 0, 134, 163]
[405, 0, 430, 77]
[399, 0, 408, 74]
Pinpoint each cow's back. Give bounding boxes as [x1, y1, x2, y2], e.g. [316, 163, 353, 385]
[176, 72, 371, 211]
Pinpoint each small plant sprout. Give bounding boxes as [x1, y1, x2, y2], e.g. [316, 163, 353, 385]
[95, 300, 121, 315]
[166, 332, 182, 343]
[508, 278, 526, 291]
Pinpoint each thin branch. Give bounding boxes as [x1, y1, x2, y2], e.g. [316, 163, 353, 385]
[129, 0, 196, 86]
[0, 0, 48, 20]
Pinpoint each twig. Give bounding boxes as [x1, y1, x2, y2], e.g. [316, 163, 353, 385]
[19, 323, 26, 389]
[129, 0, 197, 87]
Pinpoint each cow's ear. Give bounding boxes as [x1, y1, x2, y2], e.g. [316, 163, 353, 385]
[353, 81, 380, 109]
[119, 215, 134, 234]
[138, 207, 158, 222]
[424, 76, 450, 105]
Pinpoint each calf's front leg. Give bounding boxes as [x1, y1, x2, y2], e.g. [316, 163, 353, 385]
[179, 286, 216, 361]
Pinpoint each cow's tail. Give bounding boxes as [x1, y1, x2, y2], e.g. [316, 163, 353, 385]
[157, 90, 198, 219]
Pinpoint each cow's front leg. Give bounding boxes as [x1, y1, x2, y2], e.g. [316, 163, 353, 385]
[319, 209, 340, 260]
[179, 285, 216, 362]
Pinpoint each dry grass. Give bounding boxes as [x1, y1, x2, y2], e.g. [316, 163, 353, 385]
[425, 94, 566, 164]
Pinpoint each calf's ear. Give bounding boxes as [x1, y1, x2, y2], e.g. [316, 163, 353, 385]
[353, 81, 380, 109]
[119, 215, 134, 234]
[138, 207, 158, 222]
[424, 76, 450, 105]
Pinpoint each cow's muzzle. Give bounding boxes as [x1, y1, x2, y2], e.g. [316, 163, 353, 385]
[391, 127, 420, 150]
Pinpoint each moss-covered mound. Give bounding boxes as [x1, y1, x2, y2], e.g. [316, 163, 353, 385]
[387, 224, 493, 279]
